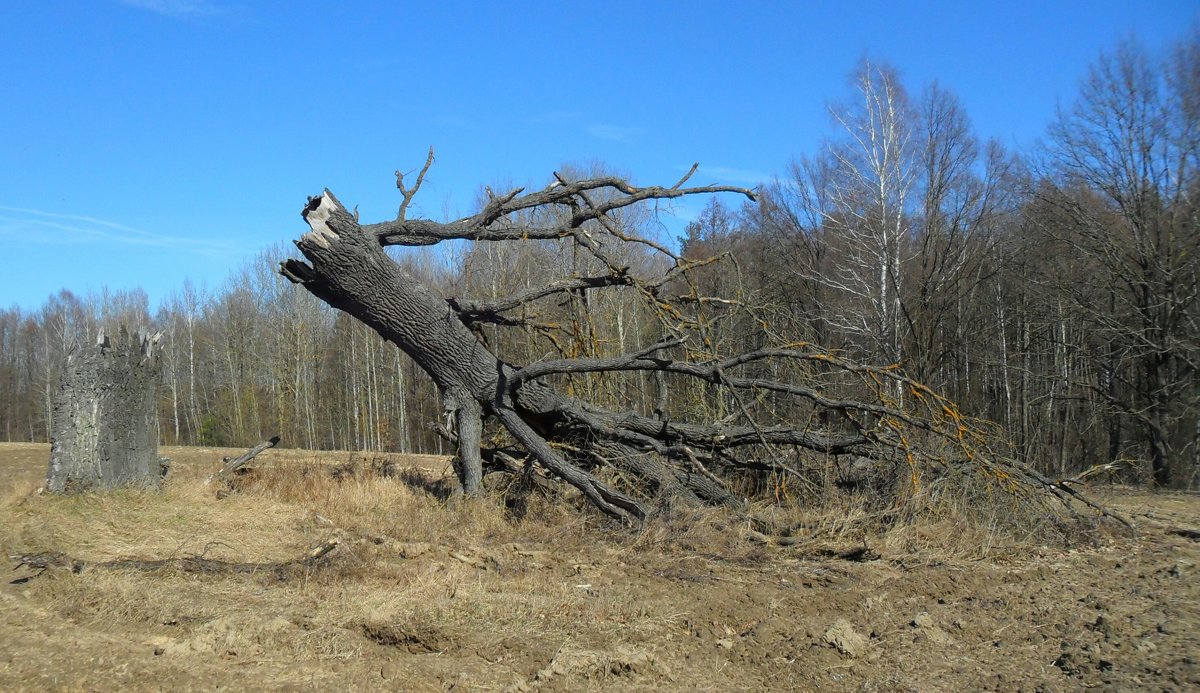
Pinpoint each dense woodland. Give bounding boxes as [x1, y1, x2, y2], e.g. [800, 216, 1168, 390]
[1, 37, 1196, 487]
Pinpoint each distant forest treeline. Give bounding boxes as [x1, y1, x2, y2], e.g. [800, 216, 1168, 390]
[2, 37, 1196, 486]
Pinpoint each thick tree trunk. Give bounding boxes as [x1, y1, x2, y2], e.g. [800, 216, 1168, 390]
[46, 329, 162, 493]
[281, 193, 507, 494]
[281, 192, 739, 520]
[1147, 355, 1173, 488]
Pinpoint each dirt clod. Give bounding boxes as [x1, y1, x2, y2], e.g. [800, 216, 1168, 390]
[824, 618, 870, 657]
[361, 622, 455, 654]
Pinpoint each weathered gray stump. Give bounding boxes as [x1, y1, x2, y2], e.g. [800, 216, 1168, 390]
[46, 329, 163, 493]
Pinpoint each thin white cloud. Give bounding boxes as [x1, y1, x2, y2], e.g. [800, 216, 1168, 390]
[0, 205, 245, 258]
[588, 124, 640, 143]
[119, 0, 223, 17]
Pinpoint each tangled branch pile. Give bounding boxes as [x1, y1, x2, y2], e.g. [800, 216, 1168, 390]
[280, 154, 1120, 526]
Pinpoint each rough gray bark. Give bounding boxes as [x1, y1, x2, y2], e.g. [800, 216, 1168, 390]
[278, 171, 1098, 524]
[46, 329, 162, 493]
[281, 189, 746, 521]
[276, 188, 890, 520]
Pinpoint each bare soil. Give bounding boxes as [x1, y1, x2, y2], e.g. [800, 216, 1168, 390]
[1, 443, 1197, 691]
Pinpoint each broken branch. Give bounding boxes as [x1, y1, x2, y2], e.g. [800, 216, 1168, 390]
[204, 436, 281, 486]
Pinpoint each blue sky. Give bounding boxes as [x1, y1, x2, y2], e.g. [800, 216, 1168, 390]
[2, 1, 1196, 312]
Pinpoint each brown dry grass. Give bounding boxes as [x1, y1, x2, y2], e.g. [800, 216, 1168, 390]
[1, 443, 1194, 692]
[0, 444, 674, 690]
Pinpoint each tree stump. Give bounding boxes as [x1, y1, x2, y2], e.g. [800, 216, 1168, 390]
[46, 328, 163, 493]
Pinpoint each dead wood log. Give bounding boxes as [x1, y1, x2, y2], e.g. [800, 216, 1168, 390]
[10, 539, 338, 582]
[277, 162, 1127, 528]
[742, 530, 880, 560]
[1167, 526, 1200, 540]
[204, 436, 281, 486]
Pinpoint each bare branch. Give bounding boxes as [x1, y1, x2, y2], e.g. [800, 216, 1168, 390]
[448, 253, 724, 325]
[494, 406, 648, 522]
[277, 157, 1124, 526]
[204, 435, 280, 486]
[365, 173, 756, 247]
[672, 163, 700, 190]
[449, 272, 634, 319]
[396, 146, 435, 221]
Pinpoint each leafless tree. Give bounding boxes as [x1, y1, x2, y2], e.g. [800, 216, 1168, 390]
[765, 63, 1016, 409]
[794, 60, 915, 369]
[1035, 33, 1199, 486]
[278, 156, 1077, 521]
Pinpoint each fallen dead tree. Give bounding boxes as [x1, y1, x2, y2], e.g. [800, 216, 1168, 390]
[277, 153, 1128, 528]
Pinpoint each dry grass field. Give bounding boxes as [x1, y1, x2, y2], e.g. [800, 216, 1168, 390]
[0, 442, 1197, 691]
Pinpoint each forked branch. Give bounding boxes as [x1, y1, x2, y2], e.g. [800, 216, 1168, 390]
[368, 173, 757, 247]
[396, 146, 435, 221]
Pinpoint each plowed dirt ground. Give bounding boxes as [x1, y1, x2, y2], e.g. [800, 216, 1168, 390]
[1, 443, 1196, 691]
